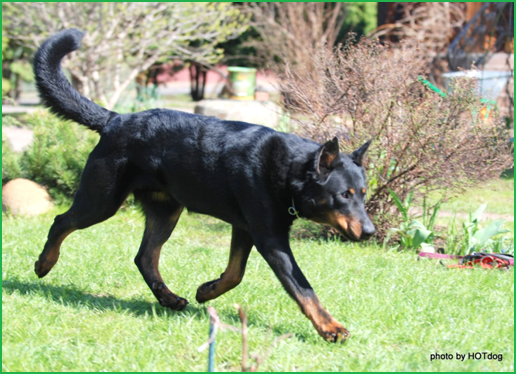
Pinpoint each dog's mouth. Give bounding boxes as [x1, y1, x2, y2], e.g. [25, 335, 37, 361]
[334, 226, 359, 241]
[310, 211, 373, 241]
[322, 212, 363, 241]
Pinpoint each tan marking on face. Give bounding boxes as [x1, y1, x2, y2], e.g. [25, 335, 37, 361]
[349, 188, 355, 194]
[326, 212, 362, 240]
[349, 219, 362, 239]
[362, 187, 366, 194]
[335, 214, 349, 231]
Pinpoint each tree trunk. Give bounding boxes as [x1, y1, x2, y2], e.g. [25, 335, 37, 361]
[189, 61, 207, 102]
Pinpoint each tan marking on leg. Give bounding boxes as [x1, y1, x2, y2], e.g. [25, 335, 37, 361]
[197, 251, 244, 302]
[136, 204, 188, 311]
[145, 241, 188, 311]
[35, 229, 75, 277]
[150, 192, 171, 202]
[298, 295, 349, 342]
[150, 245, 163, 273]
[216, 251, 244, 292]
[146, 206, 183, 275]
[196, 229, 253, 303]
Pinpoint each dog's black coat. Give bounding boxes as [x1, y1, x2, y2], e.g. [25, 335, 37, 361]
[33, 29, 375, 342]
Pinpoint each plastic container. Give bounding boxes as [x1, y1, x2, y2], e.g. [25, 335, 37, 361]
[227, 67, 257, 100]
[442, 70, 512, 100]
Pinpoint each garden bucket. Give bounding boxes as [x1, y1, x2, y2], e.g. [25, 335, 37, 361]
[227, 67, 257, 100]
[442, 70, 513, 100]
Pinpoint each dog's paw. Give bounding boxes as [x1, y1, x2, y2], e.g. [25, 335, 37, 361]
[161, 296, 189, 311]
[34, 260, 51, 278]
[317, 321, 350, 343]
[152, 282, 189, 311]
[195, 280, 218, 303]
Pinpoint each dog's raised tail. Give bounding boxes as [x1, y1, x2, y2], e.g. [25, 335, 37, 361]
[33, 29, 115, 133]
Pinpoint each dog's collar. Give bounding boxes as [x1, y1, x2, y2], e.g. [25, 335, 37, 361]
[288, 198, 301, 219]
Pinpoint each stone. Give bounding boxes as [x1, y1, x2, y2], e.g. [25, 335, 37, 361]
[2, 178, 53, 216]
[194, 99, 283, 129]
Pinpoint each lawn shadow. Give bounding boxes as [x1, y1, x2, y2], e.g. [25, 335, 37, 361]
[3, 277, 313, 342]
[216, 308, 309, 343]
[2, 277, 206, 319]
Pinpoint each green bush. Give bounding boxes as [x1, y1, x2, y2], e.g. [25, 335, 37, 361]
[445, 204, 513, 256]
[383, 189, 442, 252]
[16, 110, 99, 203]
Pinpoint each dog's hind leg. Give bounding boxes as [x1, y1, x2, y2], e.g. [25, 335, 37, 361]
[134, 193, 188, 311]
[35, 218, 75, 278]
[196, 226, 254, 303]
[35, 166, 128, 278]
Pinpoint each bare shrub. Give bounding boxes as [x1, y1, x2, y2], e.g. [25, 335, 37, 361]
[247, 2, 345, 73]
[279, 37, 514, 238]
[370, 3, 466, 60]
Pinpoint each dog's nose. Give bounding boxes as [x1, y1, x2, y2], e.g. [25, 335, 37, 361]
[361, 223, 376, 240]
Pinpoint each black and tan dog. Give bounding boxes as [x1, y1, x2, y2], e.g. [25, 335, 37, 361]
[33, 29, 375, 342]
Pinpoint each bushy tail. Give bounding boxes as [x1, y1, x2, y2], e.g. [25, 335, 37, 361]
[33, 29, 115, 133]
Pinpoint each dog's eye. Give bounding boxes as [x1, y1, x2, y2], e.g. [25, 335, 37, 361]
[341, 192, 349, 199]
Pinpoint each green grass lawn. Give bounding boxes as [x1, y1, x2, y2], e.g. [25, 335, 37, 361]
[438, 178, 514, 217]
[2, 201, 514, 371]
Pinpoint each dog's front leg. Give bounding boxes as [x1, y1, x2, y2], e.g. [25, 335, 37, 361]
[254, 235, 349, 343]
[196, 226, 254, 303]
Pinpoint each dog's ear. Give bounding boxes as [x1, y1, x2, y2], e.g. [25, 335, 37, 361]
[315, 137, 340, 177]
[351, 139, 372, 167]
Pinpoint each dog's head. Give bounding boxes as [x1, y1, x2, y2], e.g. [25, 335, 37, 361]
[299, 138, 375, 241]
